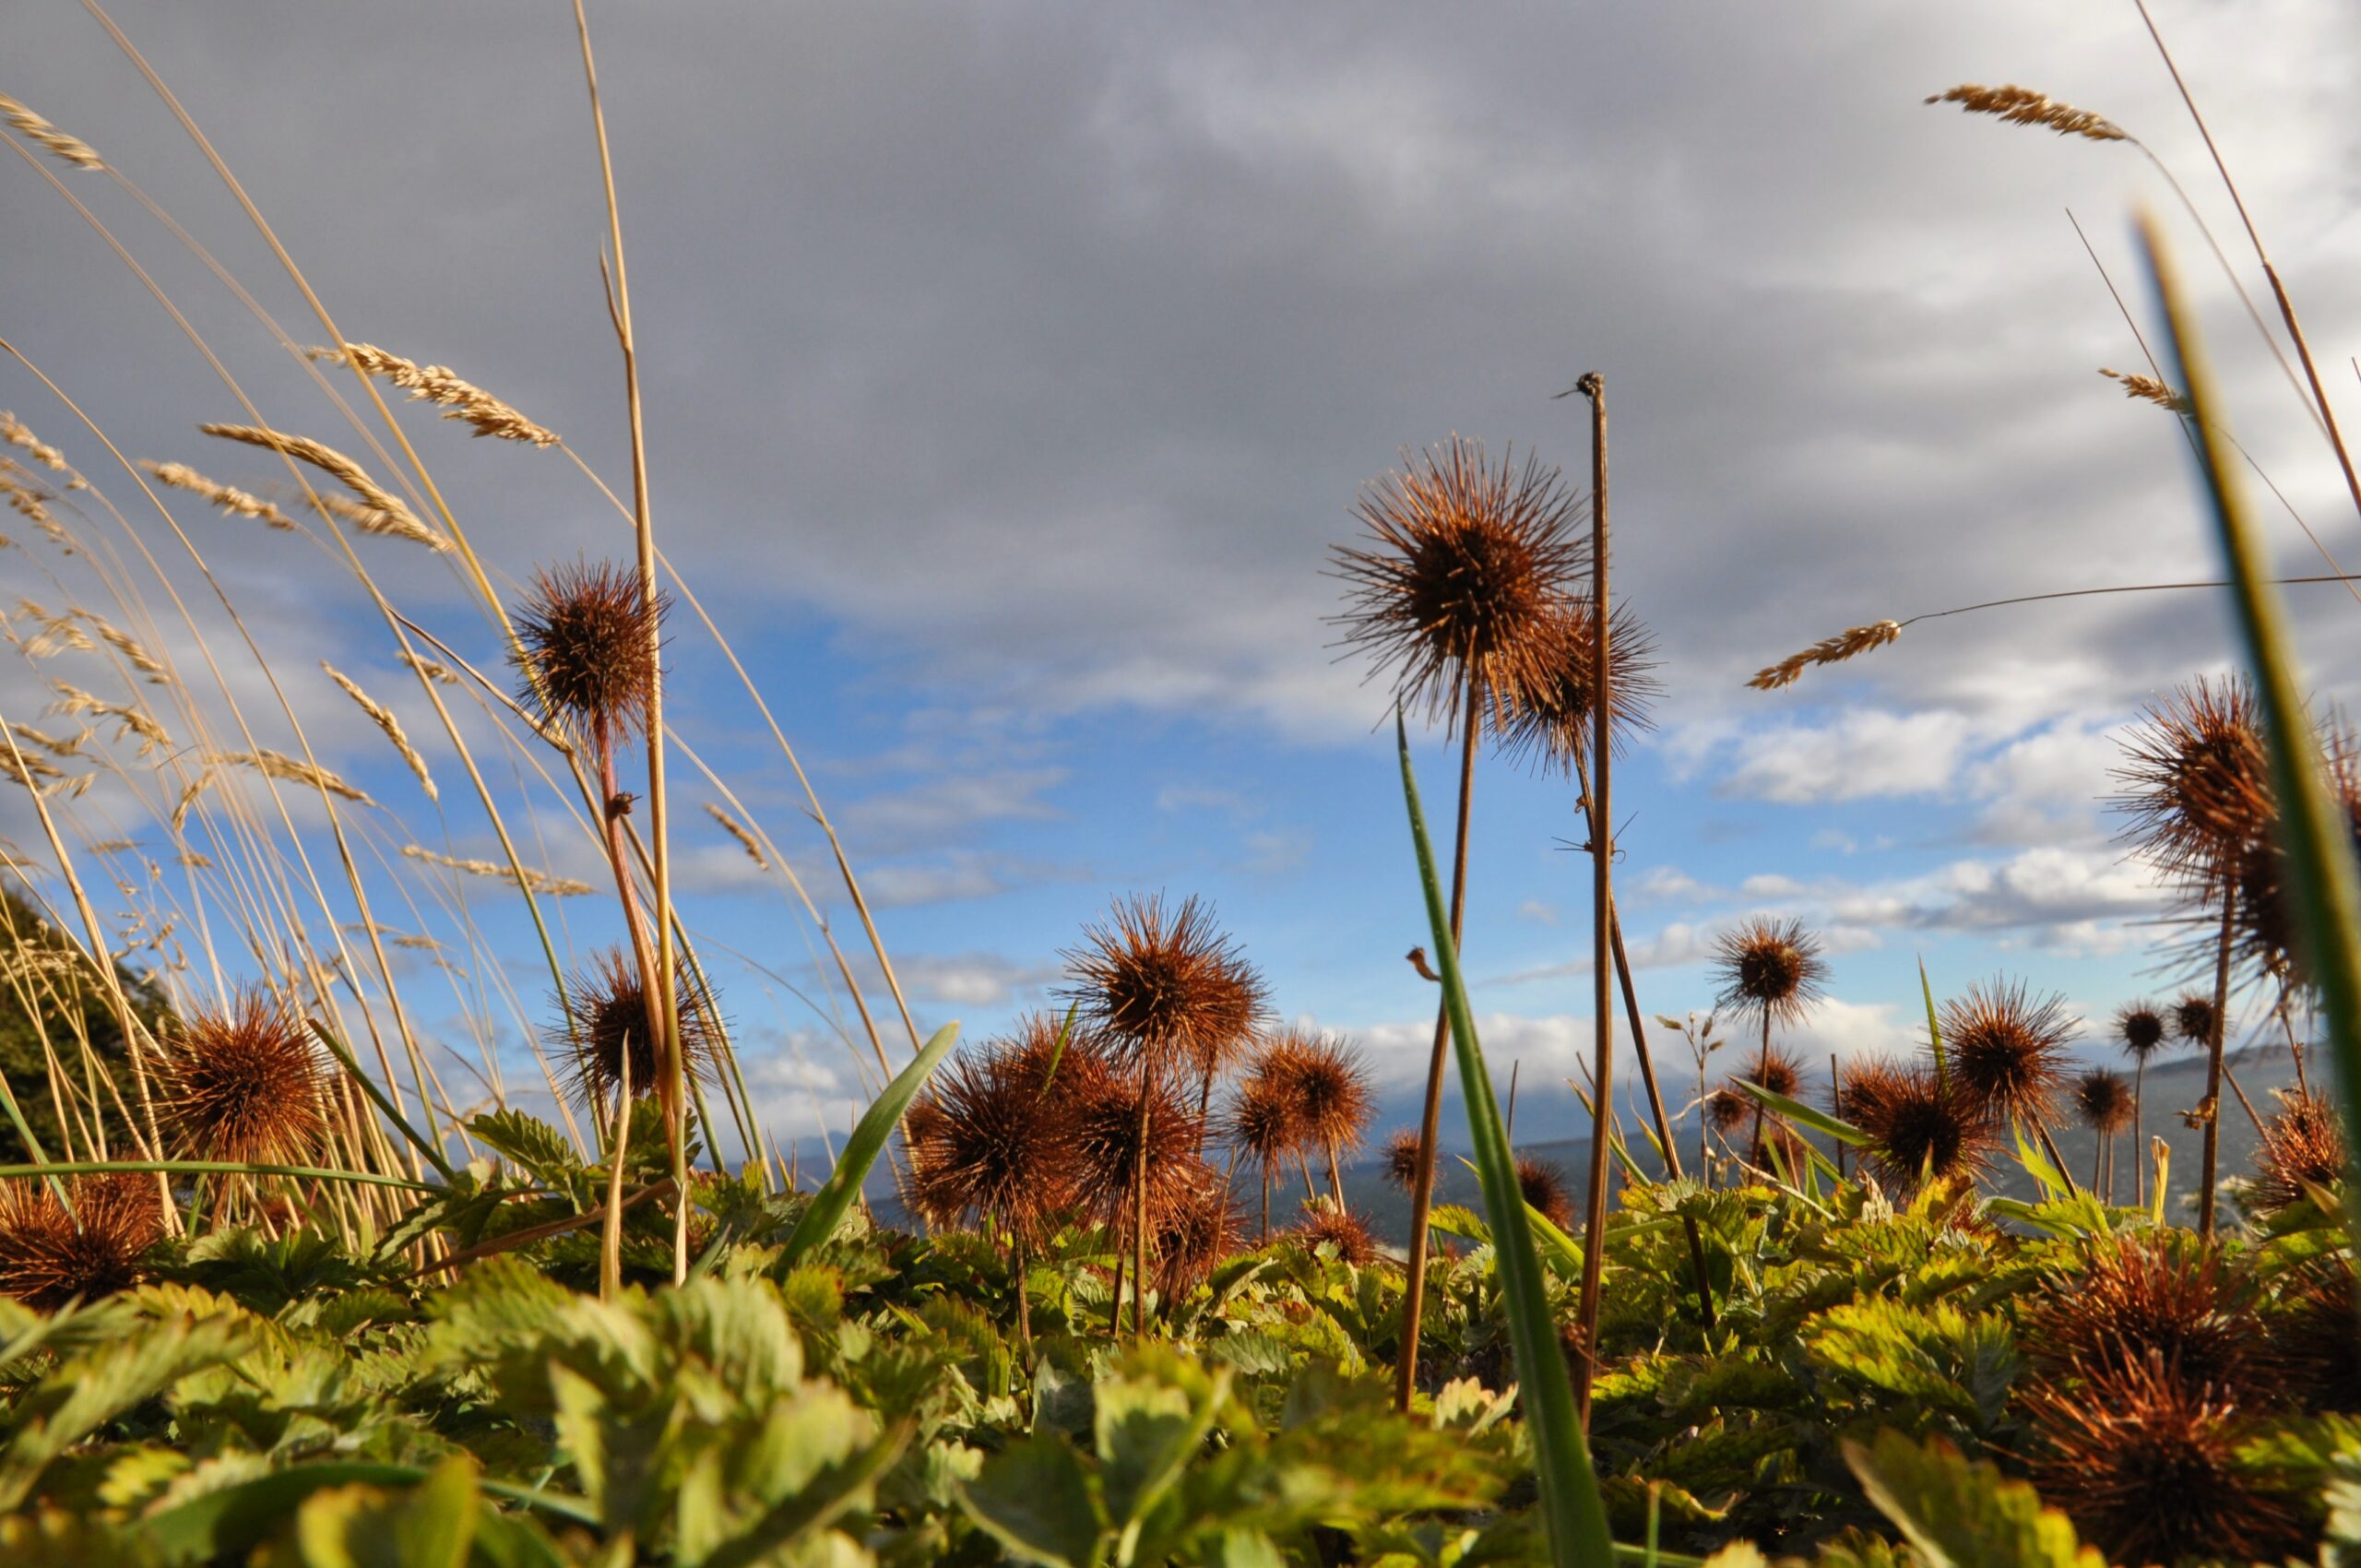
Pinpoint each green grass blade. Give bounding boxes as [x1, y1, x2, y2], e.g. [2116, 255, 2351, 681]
[1918, 957, 1945, 1086]
[2139, 215, 2361, 1240]
[1733, 1080, 1870, 1148]
[1397, 714, 1614, 1567]
[783, 1020, 959, 1264]
[308, 1017, 458, 1183]
[0, 1159, 442, 1193]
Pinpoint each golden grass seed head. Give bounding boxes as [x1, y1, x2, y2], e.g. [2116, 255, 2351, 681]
[157, 990, 329, 1165]
[1331, 438, 1588, 727]
[1747, 619, 1903, 693]
[1924, 83, 2128, 143]
[514, 559, 665, 754]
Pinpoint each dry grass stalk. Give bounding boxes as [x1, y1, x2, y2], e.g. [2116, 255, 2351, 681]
[196, 423, 448, 551]
[0, 93, 105, 171]
[322, 662, 437, 802]
[705, 802, 766, 869]
[401, 843, 594, 897]
[1749, 620, 1902, 691]
[138, 459, 298, 530]
[215, 748, 374, 805]
[312, 343, 561, 447]
[174, 851, 212, 869]
[0, 410, 70, 469]
[1925, 83, 2127, 143]
[2100, 368, 2193, 415]
[170, 777, 208, 833]
[50, 683, 171, 754]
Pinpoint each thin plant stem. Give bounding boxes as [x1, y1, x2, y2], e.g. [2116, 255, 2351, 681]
[2200, 888, 2236, 1238]
[1573, 373, 1615, 1425]
[1394, 674, 1482, 1413]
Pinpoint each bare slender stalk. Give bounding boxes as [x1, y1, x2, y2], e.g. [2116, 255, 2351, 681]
[1573, 374, 1614, 1425]
[1394, 675, 1481, 1413]
[573, 0, 685, 1285]
[599, 1047, 632, 1301]
[2199, 888, 2236, 1238]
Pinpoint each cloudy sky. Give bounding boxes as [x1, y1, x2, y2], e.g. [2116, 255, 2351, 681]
[6, 1, 2360, 1152]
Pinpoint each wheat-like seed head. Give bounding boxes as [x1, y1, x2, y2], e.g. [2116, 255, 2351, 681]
[704, 802, 767, 869]
[1925, 83, 2127, 143]
[81, 614, 167, 683]
[400, 843, 594, 897]
[2100, 368, 2192, 416]
[313, 342, 562, 448]
[0, 93, 105, 171]
[196, 423, 449, 551]
[48, 683, 171, 754]
[1748, 620, 1903, 691]
[139, 460, 298, 530]
[0, 411, 69, 470]
[398, 650, 460, 685]
[214, 748, 374, 806]
[322, 663, 437, 802]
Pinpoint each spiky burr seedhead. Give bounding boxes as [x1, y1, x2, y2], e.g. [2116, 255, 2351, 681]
[2110, 675, 2270, 888]
[1290, 1200, 1381, 1267]
[513, 558, 665, 753]
[1711, 916, 1827, 1029]
[156, 990, 329, 1165]
[0, 1172, 163, 1312]
[1062, 894, 1265, 1080]
[553, 947, 716, 1108]
[2115, 1001, 2167, 1061]
[2024, 1231, 2276, 1405]
[1492, 598, 1663, 775]
[906, 1016, 1086, 1241]
[2072, 1068, 2135, 1136]
[1381, 1126, 1423, 1190]
[1330, 438, 1587, 728]
[1264, 1028, 1374, 1158]
[2252, 1088, 2346, 1217]
[1513, 1155, 1573, 1229]
[1941, 978, 2074, 1121]
[1855, 1066, 1999, 1193]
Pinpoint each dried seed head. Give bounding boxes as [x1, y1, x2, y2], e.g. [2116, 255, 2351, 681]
[514, 560, 665, 754]
[1289, 1199, 1380, 1267]
[1831, 1056, 1907, 1129]
[552, 947, 716, 1109]
[156, 992, 328, 1165]
[2251, 1088, 2345, 1217]
[1706, 1087, 1752, 1135]
[2116, 1001, 2168, 1060]
[1227, 1052, 1309, 1169]
[2026, 1232, 2275, 1402]
[2227, 736, 2361, 987]
[2072, 1068, 2135, 1136]
[1062, 894, 1265, 1078]
[1331, 438, 1586, 726]
[907, 1016, 1082, 1241]
[2269, 1257, 2361, 1414]
[1941, 978, 2075, 1121]
[1151, 1163, 1238, 1300]
[0, 1173, 161, 1311]
[198, 424, 446, 551]
[0, 93, 105, 171]
[1264, 1028, 1373, 1158]
[1381, 1126, 1423, 1190]
[2100, 368, 2192, 416]
[1747, 620, 1903, 693]
[1857, 1066, 1999, 1193]
[1711, 917, 1828, 1028]
[1069, 1055, 1206, 1225]
[2022, 1350, 2303, 1567]
[2172, 992, 2218, 1046]
[1925, 83, 2128, 143]
[312, 343, 560, 447]
[2111, 676, 2271, 887]
[1493, 599, 1663, 774]
[1740, 1043, 1807, 1100]
[1514, 1156, 1573, 1229]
